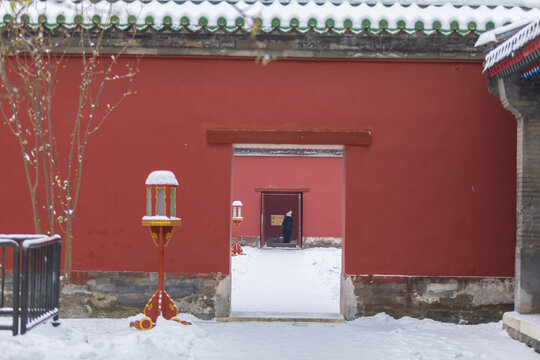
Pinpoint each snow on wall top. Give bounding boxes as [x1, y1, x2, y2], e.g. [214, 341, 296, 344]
[1, 0, 539, 35]
[145, 170, 179, 186]
[482, 16, 540, 72]
[14, 0, 540, 7]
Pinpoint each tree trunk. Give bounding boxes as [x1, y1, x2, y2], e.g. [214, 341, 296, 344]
[65, 219, 72, 280]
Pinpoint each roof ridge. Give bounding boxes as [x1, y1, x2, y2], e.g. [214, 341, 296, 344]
[1, 0, 538, 35]
[36, 0, 540, 7]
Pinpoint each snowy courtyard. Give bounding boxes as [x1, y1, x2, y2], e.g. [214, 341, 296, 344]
[0, 247, 537, 359]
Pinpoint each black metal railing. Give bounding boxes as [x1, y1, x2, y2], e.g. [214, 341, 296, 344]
[0, 238, 20, 335]
[0, 235, 61, 335]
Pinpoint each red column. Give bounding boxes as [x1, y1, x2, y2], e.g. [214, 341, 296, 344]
[158, 227, 164, 292]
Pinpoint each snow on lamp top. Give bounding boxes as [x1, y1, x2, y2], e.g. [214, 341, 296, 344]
[145, 170, 179, 186]
[232, 200, 243, 221]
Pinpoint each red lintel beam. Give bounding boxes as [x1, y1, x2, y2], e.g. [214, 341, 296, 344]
[254, 187, 310, 193]
[206, 129, 371, 146]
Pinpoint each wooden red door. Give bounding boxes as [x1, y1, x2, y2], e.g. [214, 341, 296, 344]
[260, 192, 302, 247]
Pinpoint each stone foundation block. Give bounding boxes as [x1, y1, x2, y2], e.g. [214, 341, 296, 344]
[342, 275, 514, 323]
[503, 312, 540, 353]
[62, 271, 229, 320]
[233, 236, 343, 248]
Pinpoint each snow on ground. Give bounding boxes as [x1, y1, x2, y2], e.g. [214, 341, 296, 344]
[0, 247, 538, 360]
[196, 314, 540, 360]
[231, 246, 341, 314]
[1, 313, 538, 360]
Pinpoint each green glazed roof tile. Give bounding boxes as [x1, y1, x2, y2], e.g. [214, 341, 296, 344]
[0, 0, 537, 37]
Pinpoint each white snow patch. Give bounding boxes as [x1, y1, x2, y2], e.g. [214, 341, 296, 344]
[0, 315, 205, 360]
[231, 247, 341, 314]
[145, 170, 178, 186]
[141, 215, 181, 221]
[2, 312, 538, 359]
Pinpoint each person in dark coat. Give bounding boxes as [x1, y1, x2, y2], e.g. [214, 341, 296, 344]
[282, 210, 294, 243]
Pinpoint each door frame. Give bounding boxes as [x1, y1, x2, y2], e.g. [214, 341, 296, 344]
[256, 187, 308, 247]
[209, 127, 371, 317]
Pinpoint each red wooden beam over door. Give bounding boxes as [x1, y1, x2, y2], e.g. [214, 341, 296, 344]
[206, 129, 371, 146]
[255, 187, 310, 193]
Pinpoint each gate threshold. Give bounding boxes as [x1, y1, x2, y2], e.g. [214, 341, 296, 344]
[218, 311, 344, 323]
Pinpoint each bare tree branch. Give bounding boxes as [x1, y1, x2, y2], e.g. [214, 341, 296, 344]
[0, 0, 139, 278]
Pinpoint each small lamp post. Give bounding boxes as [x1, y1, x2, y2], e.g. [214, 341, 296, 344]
[231, 200, 245, 256]
[130, 170, 191, 330]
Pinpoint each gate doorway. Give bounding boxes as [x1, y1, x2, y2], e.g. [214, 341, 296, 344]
[230, 149, 342, 316]
[260, 191, 303, 248]
[207, 128, 371, 318]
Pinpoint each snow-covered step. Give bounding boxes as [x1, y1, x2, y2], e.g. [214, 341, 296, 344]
[503, 311, 540, 352]
[220, 311, 344, 323]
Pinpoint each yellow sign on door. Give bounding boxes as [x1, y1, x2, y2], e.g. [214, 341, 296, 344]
[271, 215, 284, 226]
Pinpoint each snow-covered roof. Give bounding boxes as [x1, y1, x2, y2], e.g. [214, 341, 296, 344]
[1, 0, 539, 36]
[145, 170, 179, 186]
[482, 16, 540, 75]
[475, 14, 537, 46]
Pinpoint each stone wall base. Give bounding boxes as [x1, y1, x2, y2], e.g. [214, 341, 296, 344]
[62, 271, 229, 320]
[303, 237, 342, 248]
[233, 236, 342, 248]
[235, 236, 260, 248]
[341, 275, 514, 324]
[61, 271, 513, 323]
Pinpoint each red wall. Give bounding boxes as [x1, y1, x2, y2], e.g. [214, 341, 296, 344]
[0, 57, 516, 277]
[233, 156, 342, 238]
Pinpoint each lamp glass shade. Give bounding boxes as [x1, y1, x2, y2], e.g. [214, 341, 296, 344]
[170, 188, 176, 217]
[156, 187, 166, 216]
[146, 187, 152, 216]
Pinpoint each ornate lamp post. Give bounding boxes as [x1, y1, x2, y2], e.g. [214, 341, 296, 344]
[231, 200, 245, 256]
[130, 170, 190, 330]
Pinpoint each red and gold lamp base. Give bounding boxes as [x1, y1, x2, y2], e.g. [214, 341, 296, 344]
[130, 290, 191, 330]
[231, 219, 245, 256]
[231, 242, 245, 256]
[130, 214, 190, 330]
